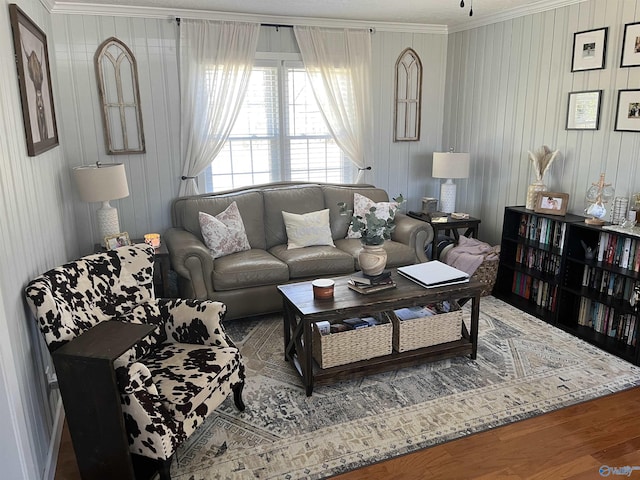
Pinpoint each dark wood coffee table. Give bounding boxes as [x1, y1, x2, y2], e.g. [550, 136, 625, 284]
[277, 271, 483, 395]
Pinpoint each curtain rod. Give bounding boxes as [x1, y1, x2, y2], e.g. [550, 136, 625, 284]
[174, 18, 374, 32]
[174, 17, 292, 29]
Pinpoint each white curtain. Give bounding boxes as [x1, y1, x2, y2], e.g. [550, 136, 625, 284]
[178, 20, 259, 196]
[294, 26, 373, 183]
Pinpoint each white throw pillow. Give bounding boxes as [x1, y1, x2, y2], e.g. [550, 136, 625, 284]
[347, 193, 399, 239]
[199, 202, 251, 259]
[282, 209, 335, 249]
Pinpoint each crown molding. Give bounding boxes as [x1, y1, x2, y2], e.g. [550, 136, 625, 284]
[49, 0, 588, 35]
[39, 0, 56, 11]
[448, 0, 588, 33]
[49, 2, 448, 34]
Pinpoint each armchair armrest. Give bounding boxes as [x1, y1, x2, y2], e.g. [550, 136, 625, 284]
[158, 298, 234, 348]
[164, 227, 214, 299]
[391, 213, 433, 263]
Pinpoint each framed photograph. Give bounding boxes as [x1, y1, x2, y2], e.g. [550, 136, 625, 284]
[614, 89, 640, 132]
[9, 4, 58, 156]
[566, 90, 602, 130]
[620, 22, 640, 67]
[571, 27, 608, 72]
[105, 232, 131, 251]
[534, 193, 569, 216]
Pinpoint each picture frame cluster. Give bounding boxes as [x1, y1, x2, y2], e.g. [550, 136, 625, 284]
[568, 23, 640, 133]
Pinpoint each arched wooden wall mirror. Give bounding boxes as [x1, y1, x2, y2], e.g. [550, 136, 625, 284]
[95, 37, 145, 154]
[394, 47, 422, 142]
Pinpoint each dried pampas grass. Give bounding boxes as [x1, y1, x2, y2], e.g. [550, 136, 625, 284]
[528, 145, 559, 182]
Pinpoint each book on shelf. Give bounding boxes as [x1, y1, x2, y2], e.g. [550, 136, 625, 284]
[341, 317, 370, 329]
[349, 269, 392, 285]
[347, 280, 397, 295]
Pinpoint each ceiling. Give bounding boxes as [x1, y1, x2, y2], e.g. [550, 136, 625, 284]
[52, 0, 587, 30]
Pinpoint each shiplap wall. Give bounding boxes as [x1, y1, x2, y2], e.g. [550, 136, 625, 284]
[51, 14, 181, 254]
[51, 16, 448, 252]
[444, 0, 640, 246]
[0, 0, 78, 478]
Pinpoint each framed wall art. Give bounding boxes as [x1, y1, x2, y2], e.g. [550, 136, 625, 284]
[534, 193, 569, 216]
[571, 27, 608, 72]
[394, 48, 422, 142]
[566, 90, 602, 130]
[8, 4, 59, 156]
[620, 22, 640, 68]
[95, 37, 146, 154]
[614, 89, 640, 132]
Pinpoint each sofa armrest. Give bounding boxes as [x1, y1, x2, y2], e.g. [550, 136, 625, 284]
[158, 298, 235, 348]
[391, 213, 433, 263]
[164, 228, 214, 299]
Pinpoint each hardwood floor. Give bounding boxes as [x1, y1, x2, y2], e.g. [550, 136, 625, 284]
[56, 387, 640, 480]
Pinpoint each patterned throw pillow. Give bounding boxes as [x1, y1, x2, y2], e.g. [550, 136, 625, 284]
[347, 193, 399, 239]
[199, 202, 251, 259]
[282, 209, 335, 249]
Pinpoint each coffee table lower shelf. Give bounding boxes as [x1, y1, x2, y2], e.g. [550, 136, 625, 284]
[292, 330, 473, 389]
[278, 273, 482, 396]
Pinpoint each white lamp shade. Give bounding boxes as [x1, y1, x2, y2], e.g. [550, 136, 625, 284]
[432, 152, 470, 179]
[73, 163, 129, 203]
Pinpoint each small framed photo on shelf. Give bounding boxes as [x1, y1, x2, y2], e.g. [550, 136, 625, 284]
[614, 89, 640, 132]
[566, 90, 602, 130]
[105, 232, 131, 251]
[571, 27, 608, 72]
[620, 22, 640, 68]
[534, 193, 569, 216]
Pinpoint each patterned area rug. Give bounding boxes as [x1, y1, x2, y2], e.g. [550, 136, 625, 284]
[171, 296, 640, 480]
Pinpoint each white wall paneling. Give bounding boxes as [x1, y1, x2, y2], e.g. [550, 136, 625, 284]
[0, 0, 78, 478]
[54, 18, 448, 250]
[51, 14, 181, 254]
[444, 0, 640, 245]
[8, 1, 637, 477]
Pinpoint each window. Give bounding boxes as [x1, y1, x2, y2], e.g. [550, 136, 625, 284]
[204, 61, 355, 192]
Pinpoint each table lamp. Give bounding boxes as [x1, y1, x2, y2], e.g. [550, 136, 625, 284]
[73, 162, 129, 245]
[432, 151, 470, 214]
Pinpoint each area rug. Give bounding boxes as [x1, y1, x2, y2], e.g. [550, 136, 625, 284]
[171, 296, 640, 480]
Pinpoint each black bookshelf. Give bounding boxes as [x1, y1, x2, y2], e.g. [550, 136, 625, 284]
[495, 206, 640, 365]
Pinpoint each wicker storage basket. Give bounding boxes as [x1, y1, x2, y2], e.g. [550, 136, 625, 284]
[312, 319, 392, 369]
[390, 304, 463, 353]
[471, 250, 500, 297]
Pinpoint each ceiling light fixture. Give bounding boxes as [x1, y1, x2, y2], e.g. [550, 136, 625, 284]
[459, 0, 473, 16]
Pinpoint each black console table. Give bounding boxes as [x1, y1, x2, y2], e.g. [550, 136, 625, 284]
[408, 211, 481, 259]
[53, 321, 155, 480]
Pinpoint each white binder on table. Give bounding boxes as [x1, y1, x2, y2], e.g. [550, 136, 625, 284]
[397, 260, 470, 288]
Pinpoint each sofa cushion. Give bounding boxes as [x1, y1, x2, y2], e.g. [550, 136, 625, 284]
[321, 186, 391, 239]
[174, 191, 266, 250]
[199, 202, 251, 259]
[282, 209, 335, 249]
[347, 193, 399, 239]
[269, 244, 354, 278]
[263, 186, 325, 249]
[143, 343, 241, 422]
[212, 249, 289, 291]
[334, 238, 416, 268]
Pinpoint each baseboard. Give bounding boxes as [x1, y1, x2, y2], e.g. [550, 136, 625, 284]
[43, 398, 64, 480]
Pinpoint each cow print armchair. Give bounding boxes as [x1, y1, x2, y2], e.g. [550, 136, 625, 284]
[25, 244, 245, 480]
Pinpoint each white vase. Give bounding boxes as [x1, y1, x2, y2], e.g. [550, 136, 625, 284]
[526, 181, 547, 210]
[358, 244, 387, 276]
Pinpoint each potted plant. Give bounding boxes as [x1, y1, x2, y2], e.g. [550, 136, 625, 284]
[338, 195, 405, 275]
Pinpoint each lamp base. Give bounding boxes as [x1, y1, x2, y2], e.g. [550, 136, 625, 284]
[440, 179, 457, 214]
[97, 201, 121, 246]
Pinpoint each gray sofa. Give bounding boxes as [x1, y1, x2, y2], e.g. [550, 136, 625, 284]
[164, 182, 433, 319]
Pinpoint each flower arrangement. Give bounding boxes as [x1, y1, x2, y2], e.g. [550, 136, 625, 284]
[528, 145, 559, 182]
[338, 195, 405, 246]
